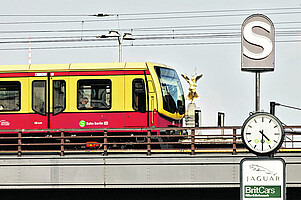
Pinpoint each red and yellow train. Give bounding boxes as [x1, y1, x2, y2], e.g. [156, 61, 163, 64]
[0, 62, 185, 134]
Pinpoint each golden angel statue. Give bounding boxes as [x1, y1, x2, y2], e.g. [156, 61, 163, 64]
[181, 68, 203, 103]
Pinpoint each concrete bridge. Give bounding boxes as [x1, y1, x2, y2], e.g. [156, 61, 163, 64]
[0, 152, 300, 189]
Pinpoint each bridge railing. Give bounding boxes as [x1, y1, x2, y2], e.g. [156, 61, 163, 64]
[0, 126, 300, 156]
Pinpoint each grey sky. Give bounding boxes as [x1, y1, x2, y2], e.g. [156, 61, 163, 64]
[1, 0, 301, 126]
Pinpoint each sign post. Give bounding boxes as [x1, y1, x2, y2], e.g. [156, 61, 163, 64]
[241, 14, 275, 111]
[241, 14, 285, 200]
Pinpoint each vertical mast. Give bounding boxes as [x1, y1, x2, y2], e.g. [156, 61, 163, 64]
[28, 37, 32, 65]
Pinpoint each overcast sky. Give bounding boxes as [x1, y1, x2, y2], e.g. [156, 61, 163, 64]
[1, 0, 301, 126]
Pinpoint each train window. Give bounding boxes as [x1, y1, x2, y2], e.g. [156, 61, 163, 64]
[154, 66, 185, 114]
[32, 81, 46, 115]
[0, 81, 20, 111]
[77, 80, 111, 110]
[132, 79, 146, 113]
[53, 80, 66, 115]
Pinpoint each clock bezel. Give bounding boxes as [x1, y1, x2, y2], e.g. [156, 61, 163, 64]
[241, 112, 285, 156]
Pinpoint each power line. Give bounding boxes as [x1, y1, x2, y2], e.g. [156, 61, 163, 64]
[0, 14, 91, 17]
[0, 28, 111, 34]
[3, 20, 301, 35]
[2, 39, 301, 51]
[116, 7, 301, 16]
[2, 29, 301, 43]
[0, 42, 240, 51]
[0, 35, 97, 40]
[0, 14, 112, 17]
[105, 11, 301, 22]
[2, 7, 301, 18]
[0, 38, 115, 44]
[0, 19, 104, 25]
[3, 9, 301, 25]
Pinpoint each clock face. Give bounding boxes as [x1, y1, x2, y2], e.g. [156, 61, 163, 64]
[242, 112, 284, 155]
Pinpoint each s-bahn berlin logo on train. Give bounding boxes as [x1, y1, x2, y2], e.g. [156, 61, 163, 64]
[79, 120, 109, 128]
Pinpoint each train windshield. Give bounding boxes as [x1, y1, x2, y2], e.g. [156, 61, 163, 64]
[155, 66, 185, 115]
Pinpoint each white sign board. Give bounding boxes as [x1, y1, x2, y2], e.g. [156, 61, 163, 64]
[241, 14, 275, 71]
[241, 158, 285, 200]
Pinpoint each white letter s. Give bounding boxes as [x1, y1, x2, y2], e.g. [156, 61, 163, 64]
[243, 21, 273, 60]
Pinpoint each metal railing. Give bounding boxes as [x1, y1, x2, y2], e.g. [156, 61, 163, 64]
[0, 126, 300, 157]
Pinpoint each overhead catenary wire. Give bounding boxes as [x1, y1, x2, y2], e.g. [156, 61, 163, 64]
[114, 7, 301, 16]
[2, 20, 301, 35]
[2, 7, 301, 18]
[2, 38, 301, 51]
[2, 29, 301, 44]
[3, 8, 301, 25]
[0, 14, 112, 17]
[2, 7, 301, 51]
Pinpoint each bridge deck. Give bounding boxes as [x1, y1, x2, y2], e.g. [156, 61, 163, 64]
[0, 126, 300, 189]
[0, 152, 300, 189]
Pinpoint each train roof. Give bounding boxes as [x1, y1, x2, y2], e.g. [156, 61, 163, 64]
[0, 62, 171, 72]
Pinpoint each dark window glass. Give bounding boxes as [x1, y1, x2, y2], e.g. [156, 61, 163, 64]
[32, 81, 46, 115]
[155, 66, 185, 114]
[132, 79, 146, 113]
[0, 81, 20, 111]
[53, 80, 66, 115]
[77, 80, 111, 110]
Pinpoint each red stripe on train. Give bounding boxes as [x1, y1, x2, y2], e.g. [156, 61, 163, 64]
[0, 70, 150, 78]
[0, 73, 29, 78]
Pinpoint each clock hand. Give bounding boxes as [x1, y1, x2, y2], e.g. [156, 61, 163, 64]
[261, 131, 264, 151]
[259, 130, 270, 141]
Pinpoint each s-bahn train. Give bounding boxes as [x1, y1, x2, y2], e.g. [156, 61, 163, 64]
[0, 62, 185, 140]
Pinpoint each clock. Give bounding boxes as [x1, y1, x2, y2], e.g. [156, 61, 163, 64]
[241, 112, 284, 156]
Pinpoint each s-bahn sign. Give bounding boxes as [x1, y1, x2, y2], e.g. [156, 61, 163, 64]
[241, 14, 275, 71]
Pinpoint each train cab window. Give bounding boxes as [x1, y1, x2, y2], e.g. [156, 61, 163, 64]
[32, 81, 46, 115]
[132, 79, 146, 113]
[0, 81, 20, 111]
[53, 80, 66, 115]
[155, 66, 185, 114]
[77, 80, 111, 110]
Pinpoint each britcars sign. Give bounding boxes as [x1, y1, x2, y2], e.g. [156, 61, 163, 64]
[241, 158, 285, 200]
[241, 14, 275, 71]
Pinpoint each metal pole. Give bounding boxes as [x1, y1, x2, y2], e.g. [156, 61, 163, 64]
[104, 131, 108, 156]
[270, 102, 276, 115]
[118, 36, 122, 62]
[232, 129, 237, 155]
[60, 131, 65, 156]
[147, 130, 151, 156]
[18, 131, 22, 157]
[191, 129, 195, 155]
[256, 72, 260, 112]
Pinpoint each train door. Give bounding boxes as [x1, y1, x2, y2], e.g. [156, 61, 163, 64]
[29, 72, 67, 129]
[30, 73, 49, 129]
[124, 76, 148, 127]
[49, 75, 67, 129]
[147, 79, 157, 127]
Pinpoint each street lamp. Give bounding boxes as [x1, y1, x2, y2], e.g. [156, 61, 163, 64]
[97, 30, 135, 62]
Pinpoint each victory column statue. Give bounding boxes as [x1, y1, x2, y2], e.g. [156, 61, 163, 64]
[181, 68, 203, 103]
[181, 68, 203, 131]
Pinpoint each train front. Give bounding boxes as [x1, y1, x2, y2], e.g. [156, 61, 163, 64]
[147, 63, 185, 128]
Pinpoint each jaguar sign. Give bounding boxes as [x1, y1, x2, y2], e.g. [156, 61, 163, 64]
[241, 158, 285, 200]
